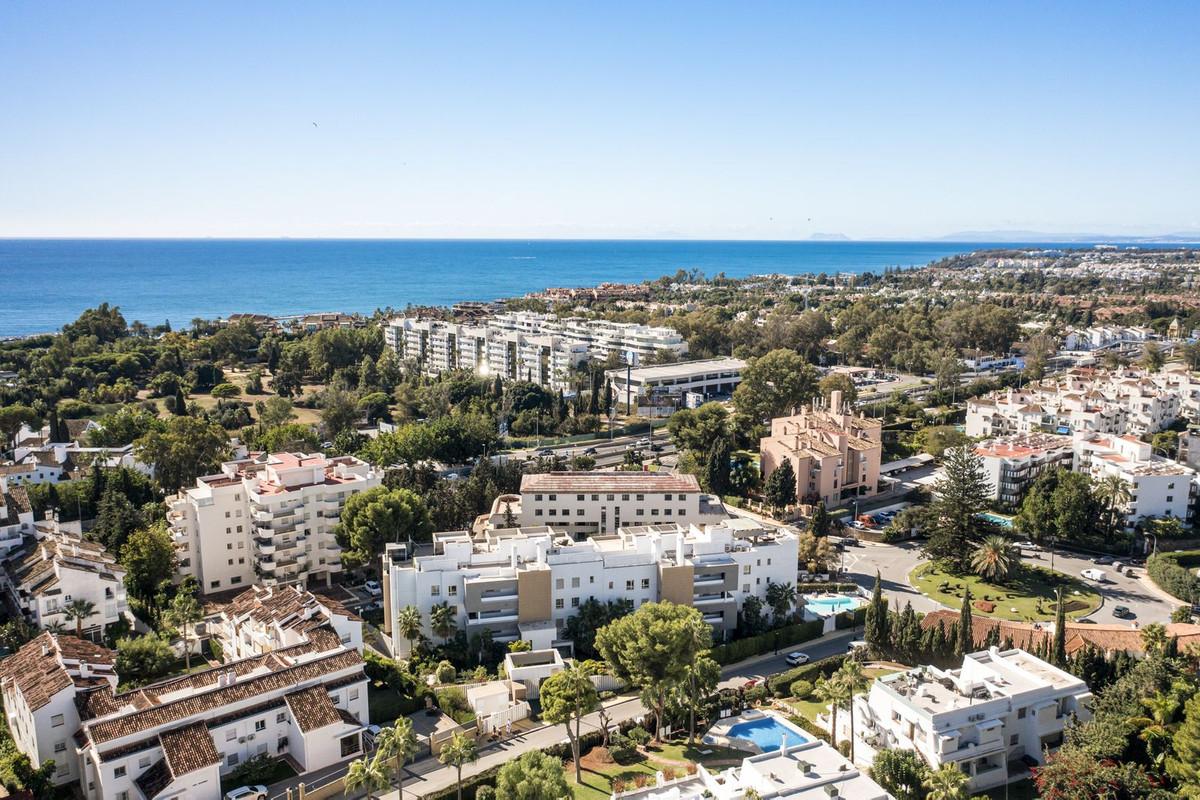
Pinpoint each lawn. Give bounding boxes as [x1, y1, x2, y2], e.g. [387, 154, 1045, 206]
[566, 739, 751, 800]
[368, 683, 407, 724]
[783, 668, 901, 725]
[911, 562, 1101, 622]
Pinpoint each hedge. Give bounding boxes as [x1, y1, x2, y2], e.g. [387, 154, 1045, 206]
[421, 764, 501, 800]
[834, 607, 868, 630]
[796, 582, 860, 594]
[1148, 550, 1200, 601]
[712, 619, 825, 665]
[767, 655, 845, 696]
[785, 712, 832, 745]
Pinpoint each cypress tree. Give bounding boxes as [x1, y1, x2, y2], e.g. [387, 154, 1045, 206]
[810, 501, 831, 537]
[174, 384, 188, 416]
[957, 589, 974, 656]
[704, 437, 732, 497]
[865, 571, 889, 653]
[47, 407, 61, 443]
[1051, 587, 1066, 667]
[765, 459, 797, 510]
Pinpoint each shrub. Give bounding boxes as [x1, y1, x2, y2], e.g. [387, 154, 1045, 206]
[712, 619, 824, 665]
[790, 679, 813, 699]
[627, 726, 652, 746]
[766, 655, 845, 696]
[786, 713, 831, 745]
[608, 733, 637, 763]
[476, 787, 496, 800]
[634, 775, 650, 788]
[435, 659, 457, 684]
[1148, 551, 1200, 601]
[436, 687, 474, 724]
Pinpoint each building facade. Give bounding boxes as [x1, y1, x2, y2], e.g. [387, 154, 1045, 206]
[212, 584, 364, 661]
[973, 433, 1075, 508]
[382, 517, 798, 656]
[168, 452, 380, 595]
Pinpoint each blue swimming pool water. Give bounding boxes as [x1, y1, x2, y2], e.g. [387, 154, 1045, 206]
[727, 716, 810, 752]
[804, 595, 865, 614]
[979, 512, 1015, 529]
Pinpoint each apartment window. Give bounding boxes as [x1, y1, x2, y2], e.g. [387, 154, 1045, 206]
[256, 720, 266, 732]
[664, 509, 672, 516]
[114, 766, 127, 778]
[535, 494, 543, 501]
[641, 578, 650, 589]
[651, 509, 659, 516]
[743, 565, 751, 575]
[1010, 734, 1019, 746]
[535, 510, 544, 517]
[138, 755, 151, 768]
[237, 525, 243, 533]
[577, 494, 585, 501]
[756, 559, 761, 567]
[226, 729, 237, 741]
[231, 576, 243, 585]
[225, 511, 231, 518]
[622, 494, 630, 501]
[227, 754, 240, 767]
[235, 493, 241, 501]
[556, 578, 565, 590]
[767, 558, 772, 566]
[55, 741, 68, 754]
[665, 494, 673, 501]
[448, 585, 458, 597]
[556, 599, 564, 609]
[571, 597, 580, 608]
[277, 713, 287, 724]
[238, 541, 245, 549]
[591, 494, 599, 501]
[228, 543, 234, 550]
[549, 494, 557, 501]
[608, 581, 614, 589]
[548, 509, 557, 517]
[636, 509, 644, 516]
[626, 580, 635, 591]
[589, 576, 595, 584]
[117, 792, 129, 800]
[278, 737, 289, 752]
[1018, 708, 1027, 719]
[226, 527, 232, 534]
[678, 508, 685, 516]
[636, 494, 644, 501]
[238, 557, 246, 565]
[56, 763, 68, 777]
[350, 688, 359, 701]
[743, 584, 750, 593]
[51, 714, 64, 727]
[236, 509, 242, 517]
[577, 509, 585, 516]
[571, 577, 580, 588]
[228, 559, 234, 566]
[607, 494, 615, 501]
[431, 586, 441, 596]
[1168, 496, 1174, 503]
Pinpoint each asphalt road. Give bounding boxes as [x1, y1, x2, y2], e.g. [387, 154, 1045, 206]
[505, 430, 677, 469]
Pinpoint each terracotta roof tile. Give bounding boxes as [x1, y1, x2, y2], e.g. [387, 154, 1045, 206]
[284, 685, 342, 732]
[0, 633, 115, 711]
[160, 721, 220, 776]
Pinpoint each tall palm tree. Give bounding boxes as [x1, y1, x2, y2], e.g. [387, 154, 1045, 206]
[1131, 688, 1182, 768]
[814, 674, 849, 749]
[922, 763, 970, 800]
[373, 718, 420, 800]
[429, 602, 457, 645]
[437, 731, 478, 800]
[64, 599, 97, 639]
[165, 591, 203, 669]
[971, 536, 1015, 583]
[395, 605, 422, 656]
[1095, 475, 1132, 536]
[836, 659, 870, 764]
[765, 581, 797, 624]
[344, 754, 388, 800]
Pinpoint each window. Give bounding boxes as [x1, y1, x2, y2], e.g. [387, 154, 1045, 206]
[1018, 708, 1027, 719]
[117, 792, 129, 800]
[340, 734, 360, 758]
[577, 494, 585, 501]
[577, 509, 584, 516]
[665, 494, 673, 501]
[626, 580, 635, 591]
[277, 712, 287, 724]
[256, 720, 267, 732]
[278, 737, 289, 752]
[430, 585, 440, 596]
[1010, 734, 1019, 746]
[556, 578, 565, 590]
[535, 494, 543, 501]
[228, 559, 234, 566]
[664, 509, 672, 516]
[678, 508, 685, 516]
[571, 597, 580, 607]
[641, 578, 650, 589]
[138, 755, 150, 768]
[1167, 496, 1174, 502]
[448, 585, 457, 597]
[571, 577, 580, 588]
[51, 714, 64, 727]
[607, 494, 614, 501]
[225, 511, 231, 518]
[350, 688, 359, 701]
[555, 599, 564, 609]
[231, 576, 243, 585]
[114, 766, 127, 778]
[237, 525, 243, 533]
[535, 509, 544, 517]
[651, 509, 659, 516]
[743, 565, 751, 575]
[591, 494, 599, 501]
[227, 753, 240, 767]
[226, 729, 237, 741]
[743, 583, 750, 593]
[226, 527, 231, 534]
[589, 576, 594, 584]
[622, 494, 630, 501]
[548, 509, 557, 516]
[636, 494, 644, 501]
[238, 541, 245, 549]
[55, 741, 68, 753]
[767, 558, 772, 566]
[549, 494, 557, 501]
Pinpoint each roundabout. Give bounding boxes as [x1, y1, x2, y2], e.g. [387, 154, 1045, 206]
[909, 561, 1103, 622]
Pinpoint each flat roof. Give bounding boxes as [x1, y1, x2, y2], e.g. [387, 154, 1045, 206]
[521, 472, 702, 494]
[606, 357, 746, 382]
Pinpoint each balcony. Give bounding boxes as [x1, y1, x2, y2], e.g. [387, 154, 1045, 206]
[702, 612, 726, 625]
[693, 574, 725, 587]
[467, 610, 519, 625]
[479, 591, 519, 603]
[254, 538, 276, 555]
[693, 591, 732, 606]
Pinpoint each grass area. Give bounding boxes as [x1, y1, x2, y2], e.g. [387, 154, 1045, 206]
[643, 740, 749, 765]
[783, 667, 904, 724]
[911, 562, 1102, 622]
[368, 683, 407, 724]
[567, 759, 660, 800]
[566, 739, 751, 800]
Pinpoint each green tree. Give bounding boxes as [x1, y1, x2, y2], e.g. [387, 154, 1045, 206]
[819, 372, 858, 406]
[1052, 587, 1067, 667]
[64, 598, 97, 639]
[539, 662, 600, 784]
[957, 589, 973, 657]
[344, 754, 389, 800]
[320, 387, 360, 438]
[926, 446, 992, 571]
[561, 598, 633, 660]
[764, 458, 797, 510]
[255, 396, 297, 428]
[0, 405, 39, 449]
[1095, 474, 1132, 535]
[437, 732, 478, 800]
[864, 571, 889, 655]
[165, 590, 203, 669]
[120, 522, 177, 611]
[115, 634, 175, 682]
[395, 605, 422, 655]
[922, 763, 969, 800]
[134, 416, 230, 492]
[1169, 690, 1200, 791]
[836, 659, 869, 763]
[764, 581, 796, 624]
[870, 749, 926, 800]
[813, 673, 849, 752]
[429, 602, 457, 644]
[681, 654, 721, 745]
[496, 750, 570, 800]
[210, 382, 241, 399]
[809, 501, 831, 538]
[252, 422, 320, 453]
[92, 483, 144, 554]
[704, 436, 732, 496]
[1141, 341, 1165, 371]
[373, 718, 420, 800]
[732, 349, 820, 422]
[595, 601, 711, 742]
[335, 486, 433, 569]
[971, 535, 1015, 582]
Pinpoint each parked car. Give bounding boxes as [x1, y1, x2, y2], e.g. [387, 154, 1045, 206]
[1112, 605, 1133, 618]
[649, 443, 664, 452]
[364, 723, 382, 749]
[225, 787, 268, 800]
[363, 580, 382, 597]
[1094, 556, 1114, 566]
[1016, 541, 1040, 551]
[1080, 568, 1107, 582]
[785, 651, 810, 666]
[847, 640, 869, 652]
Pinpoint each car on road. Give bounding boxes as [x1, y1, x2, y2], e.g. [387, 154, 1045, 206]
[649, 443, 664, 452]
[363, 580, 382, 597]
[364, 723, 382, 749]
[1112, 605, 1134, 618]
[847, 640, 869, 652]
[225, 787, 268, 800]
[1080, 568, 1107, 582]
[581, 446, 598, 455]
[536, 448, 555, 457]
[636, 437, 651, 447]
[1094, 556, 1114, 566]
[1016, 540, 1041, 551]
[785, 651, 810, 666]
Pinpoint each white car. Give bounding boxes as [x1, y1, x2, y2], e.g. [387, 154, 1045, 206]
[225, 787, 268, 800]
[785, 651, 810, 666]
[1016, 541, 1040, 551]
[363, 580, 382, 597]
[636, 437, 651, 447]
[1080, 568, 1107, 582]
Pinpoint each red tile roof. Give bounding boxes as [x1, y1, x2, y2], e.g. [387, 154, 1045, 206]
[284, 686, 342, 732]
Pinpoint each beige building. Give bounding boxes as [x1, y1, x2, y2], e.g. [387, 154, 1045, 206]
[759, 390, 882, 508]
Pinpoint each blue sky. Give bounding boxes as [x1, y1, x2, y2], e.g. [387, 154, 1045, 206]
[1, 2, 1198, 239]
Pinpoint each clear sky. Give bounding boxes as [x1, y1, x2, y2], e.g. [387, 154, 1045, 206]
[2, 1, 1198, 240]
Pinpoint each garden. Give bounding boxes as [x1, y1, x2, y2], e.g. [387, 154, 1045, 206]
[565, 732, 749, 800]
[910, 562, 1102, 622]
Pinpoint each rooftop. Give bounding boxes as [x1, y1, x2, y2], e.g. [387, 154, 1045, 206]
[520, 472, 702, 494]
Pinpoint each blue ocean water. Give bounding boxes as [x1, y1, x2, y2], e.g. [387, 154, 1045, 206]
[0, 238, 1089, 336]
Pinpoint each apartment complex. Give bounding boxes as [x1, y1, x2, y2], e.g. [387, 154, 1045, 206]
[974, 433, 1075, 507]
[382, 517, 798, 656]
[606, 357, 746, 413]
[168, 452, 380, 595]
[1, 522, 127, 639]
[759, 390, 883, 508]
[1063, 325, 1154, 351]
[966, 367, 1194, 439]
[0, 475, 33, 554]
[385, 311, 688, 389]
[212, 584, 364, 661]
[1, 627, 369, 799]
[853, 648, 1092, 793]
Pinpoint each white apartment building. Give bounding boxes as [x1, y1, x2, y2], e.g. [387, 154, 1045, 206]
[500, 472, 729, 536]
[853, 648, 1093, 793]
[613, 733, 890, 800]
[168, 452, 381, 595]
[0, 475, 34, 554]
[966, 367, 1188, 439]
[213, 584, 364, 661]
[382, 517, 798, 656]
[1063, 325, 1153, 351]
[1073, 432, 1197, 523]
[973, 433, 1075, 508]
[1, 628, 369, 799]
[606, 357, 747, 412]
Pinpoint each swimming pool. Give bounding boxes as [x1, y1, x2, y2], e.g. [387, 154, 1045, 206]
[726, 715, 810, 752]
[804, 595, 865, 615]
[979, 512, 1014, 529]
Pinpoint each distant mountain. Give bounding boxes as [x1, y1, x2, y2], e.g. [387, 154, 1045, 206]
[937, 229, 1200, 244]
[809, 232, 851, 241]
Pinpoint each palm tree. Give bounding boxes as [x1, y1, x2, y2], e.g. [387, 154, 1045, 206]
[836, 659, 869, 764]
[765, 581, 797, 624]
[165, 591, 203, 669]
[814, 674, 849, 749]
[437, 731, 478, 800]
[922, 763, 970, 800]
[1131, 688, 1182, 768]
[373, 718, 420, 800]
[396, 605, 422, 656]
[45, 620, 67, 635]
[64, 599, 97, 639]
[1095, 475, 1132, 536]
[1141, 623, 1169, 658]
[429, 602, 457, 645]
[971, 536, 1015, 583]
[344, 754, 389, 800]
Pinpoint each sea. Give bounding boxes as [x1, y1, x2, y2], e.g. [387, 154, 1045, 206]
[0, 238, 1115, 337]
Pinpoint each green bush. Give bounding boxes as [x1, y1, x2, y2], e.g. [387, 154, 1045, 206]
[785, 713, 831, 744]
[766, 656, 845, 696]
[627, 726, 651, 746]
[796, 582, 859, 593]
[712, 619, 825, 665]
[436, 687, 475, 724]
[435, 659, 457, 683]
[835, 606, 868, 630]
[1148, 551, 1200, 601]
[790, 679, 813, 699]
[422, 764, 501, 800]
[608, 733, 637, 763]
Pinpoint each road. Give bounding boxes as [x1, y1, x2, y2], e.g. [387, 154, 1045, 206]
[504, 430, 677, 469]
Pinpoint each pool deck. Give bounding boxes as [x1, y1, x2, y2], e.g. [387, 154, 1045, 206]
[702, 709, 807, 754]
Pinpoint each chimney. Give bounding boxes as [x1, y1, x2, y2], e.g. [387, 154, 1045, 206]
[830, 390, 843, 412]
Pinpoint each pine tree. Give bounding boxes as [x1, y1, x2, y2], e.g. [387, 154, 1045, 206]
[765, 459, 797, 510]
[865, 571, 889, 654]
[898, 602, 919, 662]
[1051, 587, 1067, 667]
[957, 589, 974, 656]
[810, 501, 831, 537]
[926, 446, 993, 572]
[1168, 692, 1200, 790]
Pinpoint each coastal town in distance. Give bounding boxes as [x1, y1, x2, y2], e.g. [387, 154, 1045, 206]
[3, 244, 1200, 800]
